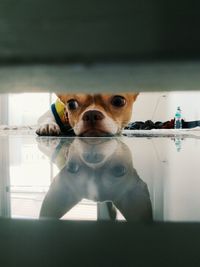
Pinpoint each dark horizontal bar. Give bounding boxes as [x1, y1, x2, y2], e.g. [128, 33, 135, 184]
[0, 0, 200, 63]
[0, 218, 200, 267]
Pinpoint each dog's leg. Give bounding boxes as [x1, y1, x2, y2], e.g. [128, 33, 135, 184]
[36, 110, 61, 136]
[36, 137, 61, 159]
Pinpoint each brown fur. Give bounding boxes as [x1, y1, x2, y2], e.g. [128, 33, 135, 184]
[57, 93, 138, 136]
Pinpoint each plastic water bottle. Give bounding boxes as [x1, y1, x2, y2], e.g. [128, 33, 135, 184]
[174, 137, 182, 152]
[174, 106, 182, 129]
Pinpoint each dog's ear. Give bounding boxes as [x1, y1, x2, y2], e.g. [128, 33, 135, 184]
[56, 94, 68, 105]
[126, 93, 139, 102]
[132, 93, 139, 101]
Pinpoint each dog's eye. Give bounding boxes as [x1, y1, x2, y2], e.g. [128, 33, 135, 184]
[110, 164, 126, 177]
[67, 99, 79, 110]
[66, 160, 80, 173]
[111, 95, 126, 107]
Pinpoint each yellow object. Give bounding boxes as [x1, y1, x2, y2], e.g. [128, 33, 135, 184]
[54, 98, 67, 125]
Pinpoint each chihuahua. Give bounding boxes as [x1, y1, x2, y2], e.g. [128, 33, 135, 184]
[36, 93, 138, 137]
[38, 137, 152, 221]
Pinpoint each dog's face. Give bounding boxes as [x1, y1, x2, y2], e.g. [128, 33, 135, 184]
[57, 93, 138, 136]
[39, 138, 152, 221]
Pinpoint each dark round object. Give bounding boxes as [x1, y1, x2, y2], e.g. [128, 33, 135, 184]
[66, 161, 80, 173]
[67, 99, 79, 110]
[111, 164, 126, 177]
[111, 95, 126, 107]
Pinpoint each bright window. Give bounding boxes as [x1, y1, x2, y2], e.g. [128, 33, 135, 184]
[8, 93, 57, 125]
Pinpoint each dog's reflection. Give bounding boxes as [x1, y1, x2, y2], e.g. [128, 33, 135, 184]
[38, 137, 152, 222]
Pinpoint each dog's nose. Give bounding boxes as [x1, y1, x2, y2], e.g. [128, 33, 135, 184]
[82, 110, 105, 122]
[82, 152, 104, 163]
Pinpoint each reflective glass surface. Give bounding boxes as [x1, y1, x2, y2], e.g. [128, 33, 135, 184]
[1, 133, 200, 222]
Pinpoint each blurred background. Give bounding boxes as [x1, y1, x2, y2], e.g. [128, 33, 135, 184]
[0, 91, 200, 126]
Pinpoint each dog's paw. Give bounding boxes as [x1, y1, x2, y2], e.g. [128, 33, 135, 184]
[36, 123, 61, 136]
[36, 136, 60, 147]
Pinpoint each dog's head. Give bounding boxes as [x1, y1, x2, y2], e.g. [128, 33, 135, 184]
[57, 93, 138, 136]
[39, 138, 152, 221]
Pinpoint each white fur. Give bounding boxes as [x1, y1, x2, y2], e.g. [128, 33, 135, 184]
[36, 110, 61, 136]
[74, 108, 119, 136]
[37, 107, 119, 136]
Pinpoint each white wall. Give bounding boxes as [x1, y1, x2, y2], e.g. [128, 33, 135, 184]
[132, 91, 200, 122]
[132, 92, 169, 122]
[167, 91, 200, 121]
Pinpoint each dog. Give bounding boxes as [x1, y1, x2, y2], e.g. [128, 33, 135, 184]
[38, 137, 152, 221]
[36, 93, 138, 137]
